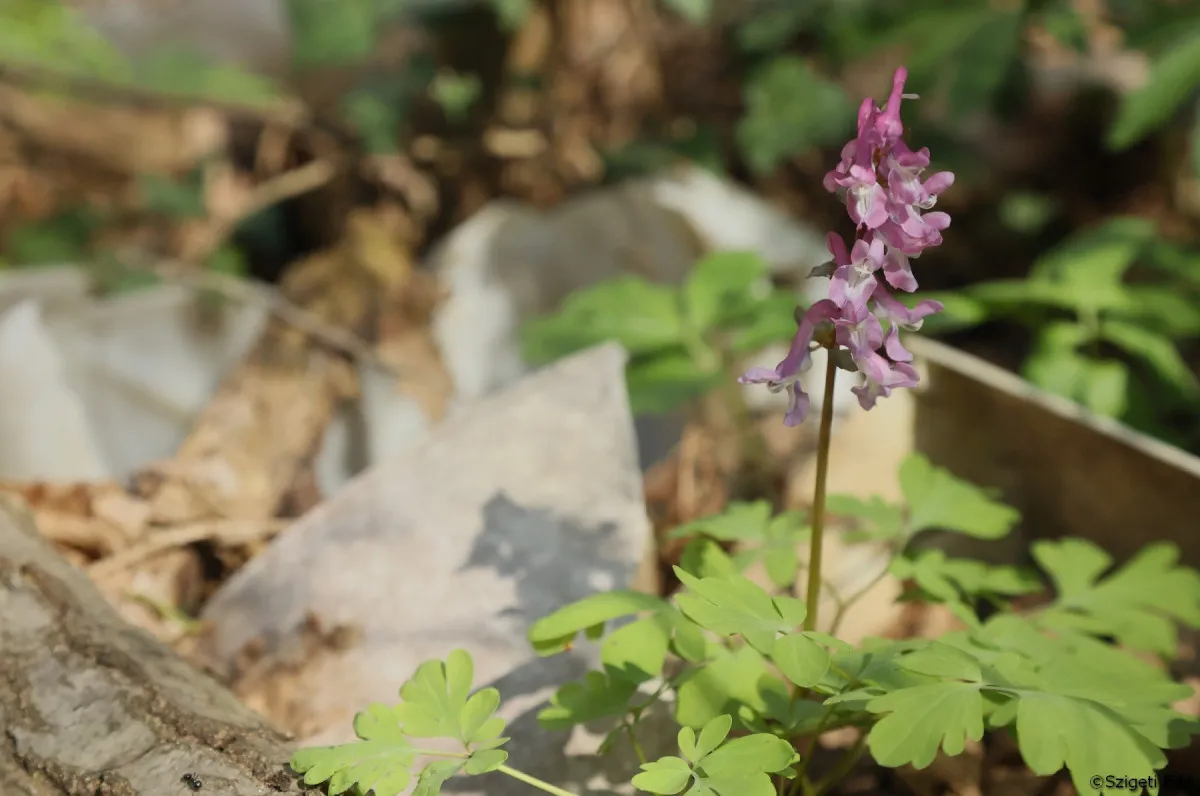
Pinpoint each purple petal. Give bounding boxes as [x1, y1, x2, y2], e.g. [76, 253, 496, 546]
[777, 298, 840, 377]
[923, 211, 951, 230]
[827, 231, 850, 266]
[923, 171, 954, 198]
[874, 67, 908, 146]
[783, 383, 811, 426]
[739, 366, 782, 385]
[849, 183, 889, 229]
[890, 362, 920, 389]
[883, 325, 913, 362]
[882, 248, 918, 292]
[871, 284, 943, 330]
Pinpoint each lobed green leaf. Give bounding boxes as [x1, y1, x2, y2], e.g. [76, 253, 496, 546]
[900, 453, 1020, 539]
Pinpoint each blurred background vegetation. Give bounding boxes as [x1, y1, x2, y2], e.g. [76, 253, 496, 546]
[2, 0, 1200, 450]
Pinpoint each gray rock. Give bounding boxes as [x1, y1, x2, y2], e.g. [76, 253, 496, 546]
[200, 342, 660, 795]
[426, 166, 853, 471]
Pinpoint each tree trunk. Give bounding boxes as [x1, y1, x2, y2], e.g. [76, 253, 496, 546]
[0, 497, 297, 795]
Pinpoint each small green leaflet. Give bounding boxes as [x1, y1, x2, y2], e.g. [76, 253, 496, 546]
[527, 589, 668, 655]
[1027, 217, 1155, 309]
[825, 494, 906, 542]
[678, 538, 740, 580]
[626, 353, 724, 414]
[681, 251, 769, 332]
[290, 650, 508, 796]
[1031, 538, 1200, 656]
[900, 453, 1019, 539]
[859, 622, 1195, 792]
[866, 682, 987, 769]
[669, 501, 774, 542]
[675, 646, 788, 730]
[1023, 324, 1130, 418]
[673, 568, 806, 654]
[520, 276, 684, 363]
[862, 643, 990, 770]
[1099, 319, 1200, 398]
[537, 670, 638, 730]
[633, 714, 796, 796]
[726, 290, 805, 354]
[601, 611, 673, 683]
[291, 703, 417, 796]
[830, 454, 1019, 542]
[1108, 27, 1200, 151]
[771, 632, 831, 687]
[737, 55, 853, 174]
[633, 756, 693, 794]
[1015, 694, 1165, 796]
[396, 650, 507, 750]
[670, 503, 809, 589]
[413, 760, 464, 796]
[892, 548, 1042, 626]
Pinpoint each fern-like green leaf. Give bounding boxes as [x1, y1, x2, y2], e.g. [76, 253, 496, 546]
[537, 670, 639, 731]
[673, 568, 806, 654]
[412, 759, 464, 796]
[290, 703, 415, 796]
[1032, 539, 1200, 656]
[528, 590, 668, 655]
[900, 454, 1020, 539]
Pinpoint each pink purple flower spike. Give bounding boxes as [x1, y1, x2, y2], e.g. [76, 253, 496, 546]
[743, 66, 952, 425]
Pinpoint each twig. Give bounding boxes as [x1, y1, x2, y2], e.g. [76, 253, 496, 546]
[182, 158, 339, 265]
[152, 264, 408, 380]
[234, 158, 338, 224]
[87, 519, 287, 580]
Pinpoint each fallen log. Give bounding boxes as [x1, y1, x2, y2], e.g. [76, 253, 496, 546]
[0, 498, 297, 795]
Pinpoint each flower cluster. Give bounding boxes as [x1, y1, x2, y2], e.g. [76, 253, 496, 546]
[741, 67, 953, 426]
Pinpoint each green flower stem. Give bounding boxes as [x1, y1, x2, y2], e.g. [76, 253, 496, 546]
[498, 764, 582, 796]
[804, 351, 838, 632]
[826, 556, 895, 637]
[625, 723, 648, 765]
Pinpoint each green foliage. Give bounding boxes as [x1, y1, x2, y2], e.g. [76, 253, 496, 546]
[295, 452, 1200, 796]
[525, 453, 1199, 794]
[520, 251, 799, 414]
[1108, 25, 1200, 152]
[670, 502, 809, 589]
[0, 0, 282, 106]
[633, 715, 797, 795]
[825, 452, 1020, 544]
[736, 57, 854, 174]
[660, 0, 713, 26]
[429, 70, 483, 123]
[924, 218, 1200, 436]
[290, 650, 510, 796]
[1031, 538, 1200, 657]
[488, 0, 533, 32]
[4, 208, 102, 266]
[138, 172, 208, 220]
[891, 548, 1041, 626]
[285, 0, 410, 69]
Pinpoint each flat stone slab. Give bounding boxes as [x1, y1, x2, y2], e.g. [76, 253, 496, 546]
[199, 342, 657, 794]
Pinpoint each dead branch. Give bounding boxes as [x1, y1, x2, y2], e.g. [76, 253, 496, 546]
[0, 497, 298, 795]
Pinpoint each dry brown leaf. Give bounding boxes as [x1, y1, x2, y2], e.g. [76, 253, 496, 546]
[0, 480, 150, 557]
